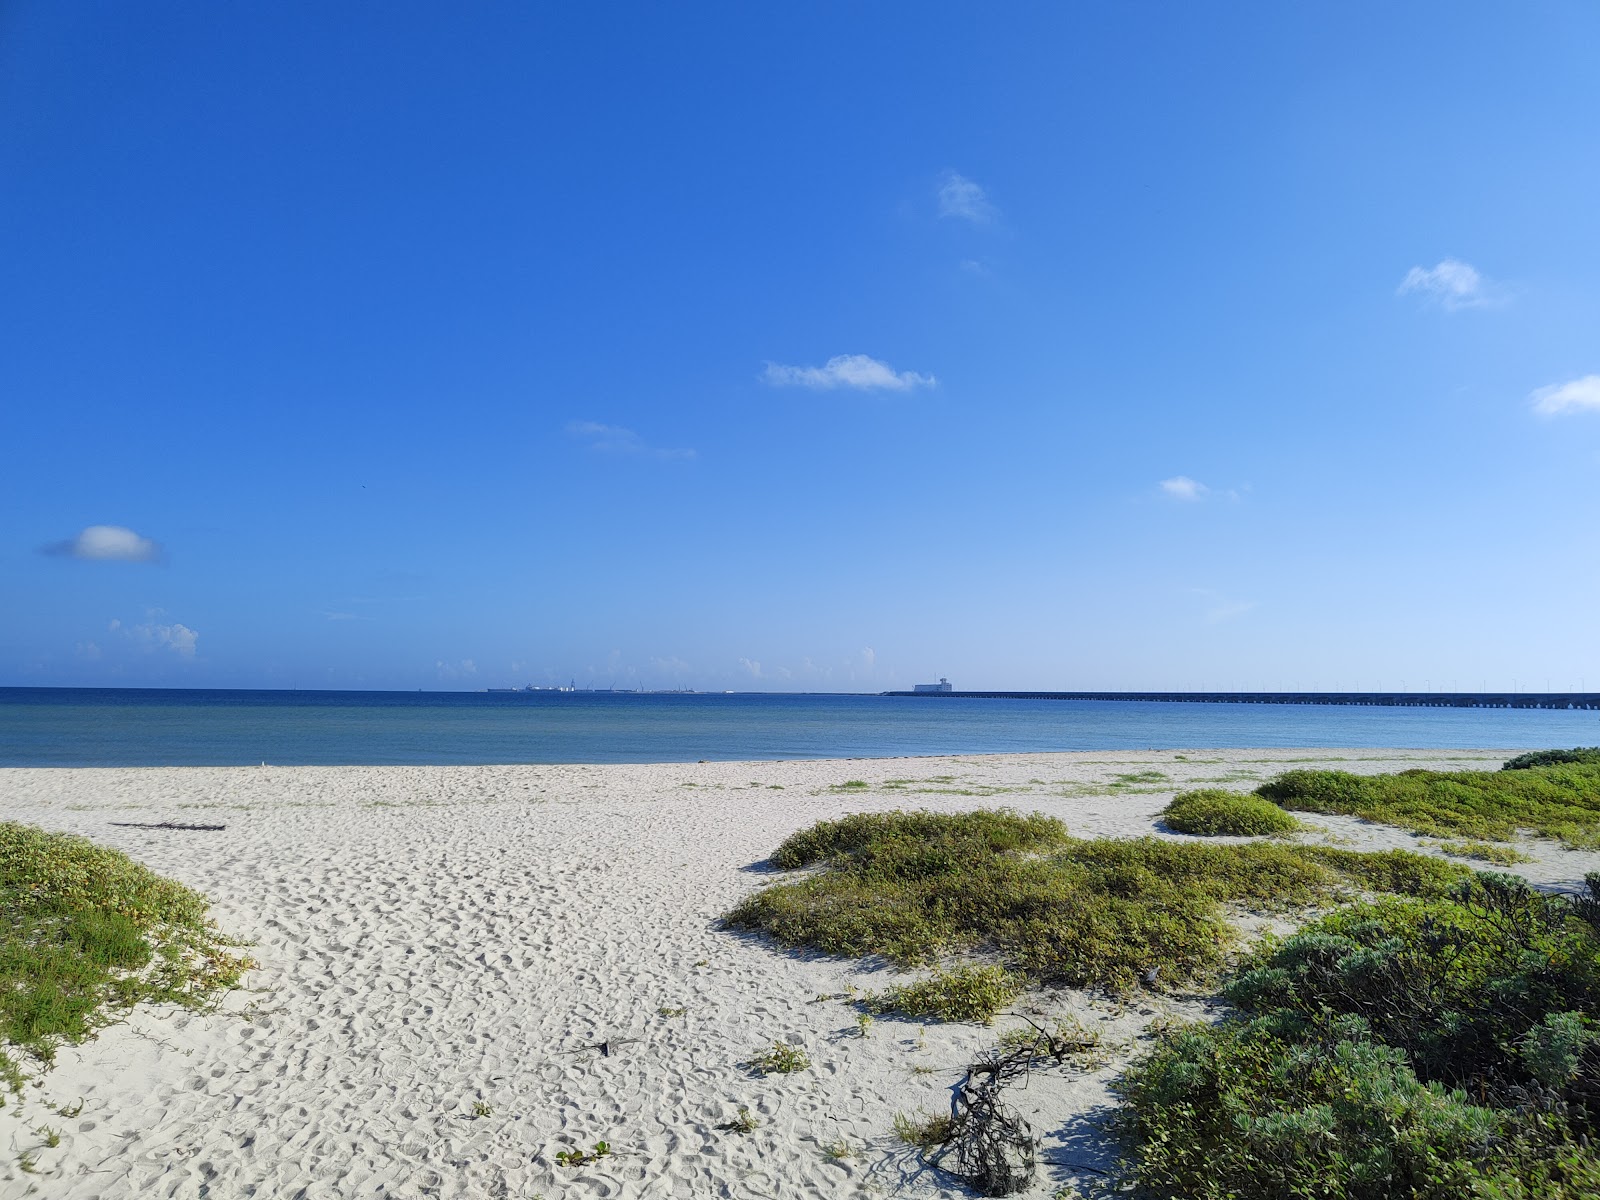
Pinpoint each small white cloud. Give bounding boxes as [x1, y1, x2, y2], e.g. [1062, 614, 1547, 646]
[650, 655, 691, 677]
[75, 641, 102, 661]
[938, 171, 995, 223]
[1530, 374, 1600, 416]
[762, 354, 935, 392]
[1160, 476, 1208, 501]
[738, 657, 762, 679]
[566, 421, 695, 460]
[860, 647, 876, 671]
[44, 524, 162, 562]
[1160, 476, 1243, 503]
[1397, 258, 1500, 310]
[436, 658, 477, 680]
[112, 617, 198, 658]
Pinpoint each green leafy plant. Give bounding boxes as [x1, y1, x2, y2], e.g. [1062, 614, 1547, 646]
[747, 1041, 810, 1074]
[718, 1104, 760, 1133]
[823, 1136, 857, 1159]
[555, 1141, 612, 1167]
[0, 821, 253, 1088]
[1161, 789, 1301, 837]
[854, 1012, 873, 1038]
[470, 1100, 493, 1118]
[657, 1005, 687, 1018]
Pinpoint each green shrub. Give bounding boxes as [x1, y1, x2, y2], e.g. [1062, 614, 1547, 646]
[1504, 748, 1600, 771]
[1257, 763, 1600, 848]
[866, 965, 1020, 1024]
[1115, 1012, 1600, 1200]
[0, 822, 251, 1087]
[1219, 873, 1600, 1108]
[1117, 873, 1600, 1197]
[726, 810, 1472, 993]
[1161, 790, 1301, 837]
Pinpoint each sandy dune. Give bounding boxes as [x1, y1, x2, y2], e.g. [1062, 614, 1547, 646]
[1, 748, 1592, 1198]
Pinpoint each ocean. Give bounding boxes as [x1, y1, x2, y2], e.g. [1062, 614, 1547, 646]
[2, 687, 1597, 767]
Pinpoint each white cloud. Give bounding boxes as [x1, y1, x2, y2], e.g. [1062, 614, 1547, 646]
[762, 354, 935, 392]
[45, 524, 162, 562]
[566, 421, 695, 460]
[938, 171, 995, 223]
[75, 641, 102, 661]
[1160, 476, 1209, 501]
[860, 647, 876, 671]
[111, 616, 198, 658]
[739, 657, 762, 679]
[1397, 259, 1500, 310]
[1530, 375, 1600, 416]
[1160, 476, 1243, 503]
[436, 658, 477, 680]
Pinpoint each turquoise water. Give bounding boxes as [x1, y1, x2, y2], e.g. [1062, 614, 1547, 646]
[2, 688, 1597, 767]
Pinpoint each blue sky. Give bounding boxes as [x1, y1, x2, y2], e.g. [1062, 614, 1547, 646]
[4, 2, 1599, 693]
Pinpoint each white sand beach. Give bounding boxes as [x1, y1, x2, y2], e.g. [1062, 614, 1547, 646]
[2, 748, 1593, 1198]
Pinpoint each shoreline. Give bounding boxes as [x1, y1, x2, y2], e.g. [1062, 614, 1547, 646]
[2, 748, 1593, 1197]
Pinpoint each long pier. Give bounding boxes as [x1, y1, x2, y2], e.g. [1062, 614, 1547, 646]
[882, 691, 1600, 710]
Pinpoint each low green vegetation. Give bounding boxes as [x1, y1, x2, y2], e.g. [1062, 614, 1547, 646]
[1161, 789, 1302, 837]
[0, 822, 252, 1087]
[724, 809, 1469, 1001]
[1116, 873, 1600, 1198]
[746, 1040, 810, 1074]
[865, 965, 1021, 1024]
[1255, 760, 1600, 848]
[1504, 747, 1600, 771]
[1433, 839, 1535, 865]
[893, 1108, 956, 1148]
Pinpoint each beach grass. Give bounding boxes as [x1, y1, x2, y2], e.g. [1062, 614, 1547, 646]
[0, 822, 251, 1086]
[725, 809, 1470, 1008]
[1160, 789, 1302, 837]
[1256, 759, 1600, 847]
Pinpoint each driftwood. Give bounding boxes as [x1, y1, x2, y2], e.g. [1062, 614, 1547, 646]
[933, 1014, 1095, 1197]
[109, 821, 226, 831]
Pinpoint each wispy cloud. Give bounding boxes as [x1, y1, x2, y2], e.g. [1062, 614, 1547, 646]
[435, 658, 477, 680]
[565, 421, 696, 460]
[43, 524, 162, 563]
[110, 615, 198, 658]
[938, 171, 995, 223]
[762, 354, 935, 392]
[1397, 258, 1502, 310]
[1160, 476, 1208, 501]
[1530, 374, 1600, 416]
[1160, 476, 1242, 503]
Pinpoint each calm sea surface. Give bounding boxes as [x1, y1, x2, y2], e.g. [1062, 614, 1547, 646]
[1, 688, 1597, 767]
